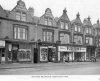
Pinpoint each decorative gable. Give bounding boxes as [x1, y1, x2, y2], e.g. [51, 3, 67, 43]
[71, 12, 82, 25]
[8, 0, 33, 22]
[58, 8, 70, 22]
[39, 8, 57, 27]
[0, 5, 6, 17]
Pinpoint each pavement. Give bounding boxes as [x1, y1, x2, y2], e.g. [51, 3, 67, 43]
[0, 61, 98, 69]
[0, 59, 100, 75]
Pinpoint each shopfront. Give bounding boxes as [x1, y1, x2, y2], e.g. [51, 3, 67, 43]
[39, 46, 57, 62]
[86, 46, 96, 60]
[74, 47, 86, 62]
[58, 46, 73, 62]
[0, 40, 6, 64]
[58, 46, 86, 62]
[37, 42, 57, 63]
[5, 40, 35, 63]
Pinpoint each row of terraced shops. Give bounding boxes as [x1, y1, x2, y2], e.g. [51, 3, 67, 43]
[0, 39, 96, 64]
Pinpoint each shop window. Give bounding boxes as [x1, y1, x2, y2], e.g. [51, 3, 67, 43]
[18, 49, 31, 61]
[40, 47, 48, 61]
[60, 33, 70, 44]
[43, 30, 54, 42]
[14, 25, 28, 40]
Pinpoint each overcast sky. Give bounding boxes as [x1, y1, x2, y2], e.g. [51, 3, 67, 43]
[0, 0, 100, 24]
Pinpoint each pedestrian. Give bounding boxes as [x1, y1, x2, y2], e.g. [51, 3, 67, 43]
[68, 56, 69, 63]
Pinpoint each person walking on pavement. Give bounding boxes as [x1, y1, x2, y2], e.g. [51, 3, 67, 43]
[68, 56, 69, 63]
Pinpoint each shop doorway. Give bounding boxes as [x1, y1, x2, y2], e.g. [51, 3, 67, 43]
[74, 52, 82, 62]
[0, 48, 5, 64]
[34, 48, 38, 63]
[12, 44, 19, 63]
[48, 48, 56, 62]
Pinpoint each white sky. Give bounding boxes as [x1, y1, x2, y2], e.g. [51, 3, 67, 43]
[0, 0, 100, 24]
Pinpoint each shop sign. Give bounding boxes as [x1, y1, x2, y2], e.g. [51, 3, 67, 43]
[0, 40, 5, 47]
[58, 46, 72, 52]
[73, 47, 86, 52]
[8, 44, 12, 51]
[59, 46, 86, 52]
[40, 47, 48, 61]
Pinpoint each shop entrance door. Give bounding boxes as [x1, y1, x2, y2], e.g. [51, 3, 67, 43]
[34, 48, 38, 63]
[12, 50, 18, 62]
[0, 48, 5, 64]
[75, 52, 81, 61]
[12, 45, 19, 63]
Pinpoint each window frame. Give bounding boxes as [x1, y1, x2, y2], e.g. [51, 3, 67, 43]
[16, 11, 26, 21]
[59, 32, 70, 44]
[42, 29, 54, 42]
[13, 25, 28, 40]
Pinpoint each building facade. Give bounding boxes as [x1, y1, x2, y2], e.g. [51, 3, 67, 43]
[0, 0, 37, 64]
[0, 0, 99, 64]
[57, 8, 73, 62]
[71, 13, 86, 62]
[93, 20, 100, 58]
[83, 17, 96, 60]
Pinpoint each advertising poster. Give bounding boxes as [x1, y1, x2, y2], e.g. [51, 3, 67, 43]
[40, 47, 48, 61]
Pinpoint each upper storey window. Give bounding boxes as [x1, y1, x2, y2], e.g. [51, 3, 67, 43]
[44, 18, 52, 26]
[16, 11, 26, 21]
[75, 25, 81, 32]
[60, 22, 69, 30]
[86, 27, 92, 34]
[60, 22, 64, 29]
[65, 23, 68, 29]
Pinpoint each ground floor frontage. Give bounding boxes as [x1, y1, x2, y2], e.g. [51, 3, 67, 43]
[86, 46, 96, 61]
[0, 39, 35, 64]
[0, 39, 98, 64]
[58, 45, 86, 62]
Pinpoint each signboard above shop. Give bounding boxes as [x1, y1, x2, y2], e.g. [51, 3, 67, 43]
[58, 46, 86, 52]
[0, 40, 5, 48]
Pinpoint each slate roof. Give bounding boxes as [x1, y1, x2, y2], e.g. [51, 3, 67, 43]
[83, 16, 92, 26]
[71, 12, 82, 24]
[93, 20, 100, 28]
[58, 8, 70, 22]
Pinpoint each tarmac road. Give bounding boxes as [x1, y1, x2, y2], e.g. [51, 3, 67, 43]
[0, 61, 100, 75]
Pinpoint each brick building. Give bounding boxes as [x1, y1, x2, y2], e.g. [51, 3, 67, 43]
[83, 17, 96, 60]
[71, 13, 86, 62]
[93, 20, 100, 57]
[34, 8, 58, 63]
[0, 0, 37, 64]
[0, 0, 99, 64]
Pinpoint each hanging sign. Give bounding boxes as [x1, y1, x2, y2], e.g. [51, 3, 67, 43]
[0, 40, 5, 48]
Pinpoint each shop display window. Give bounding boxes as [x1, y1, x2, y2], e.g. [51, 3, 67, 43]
[18, 49, 31, 61]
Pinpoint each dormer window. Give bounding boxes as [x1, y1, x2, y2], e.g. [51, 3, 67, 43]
[60, 22, 64, 29]
[21, 12, 26, 21]
[44, 17, 52, 26]
[75, 25, 81, 32]
[86, 27, 91, 34]
[65, 23, 68, 29]
[16, 11, 26, 21]
[16, 11, 21, 20]
[75, 25, 78, 31]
